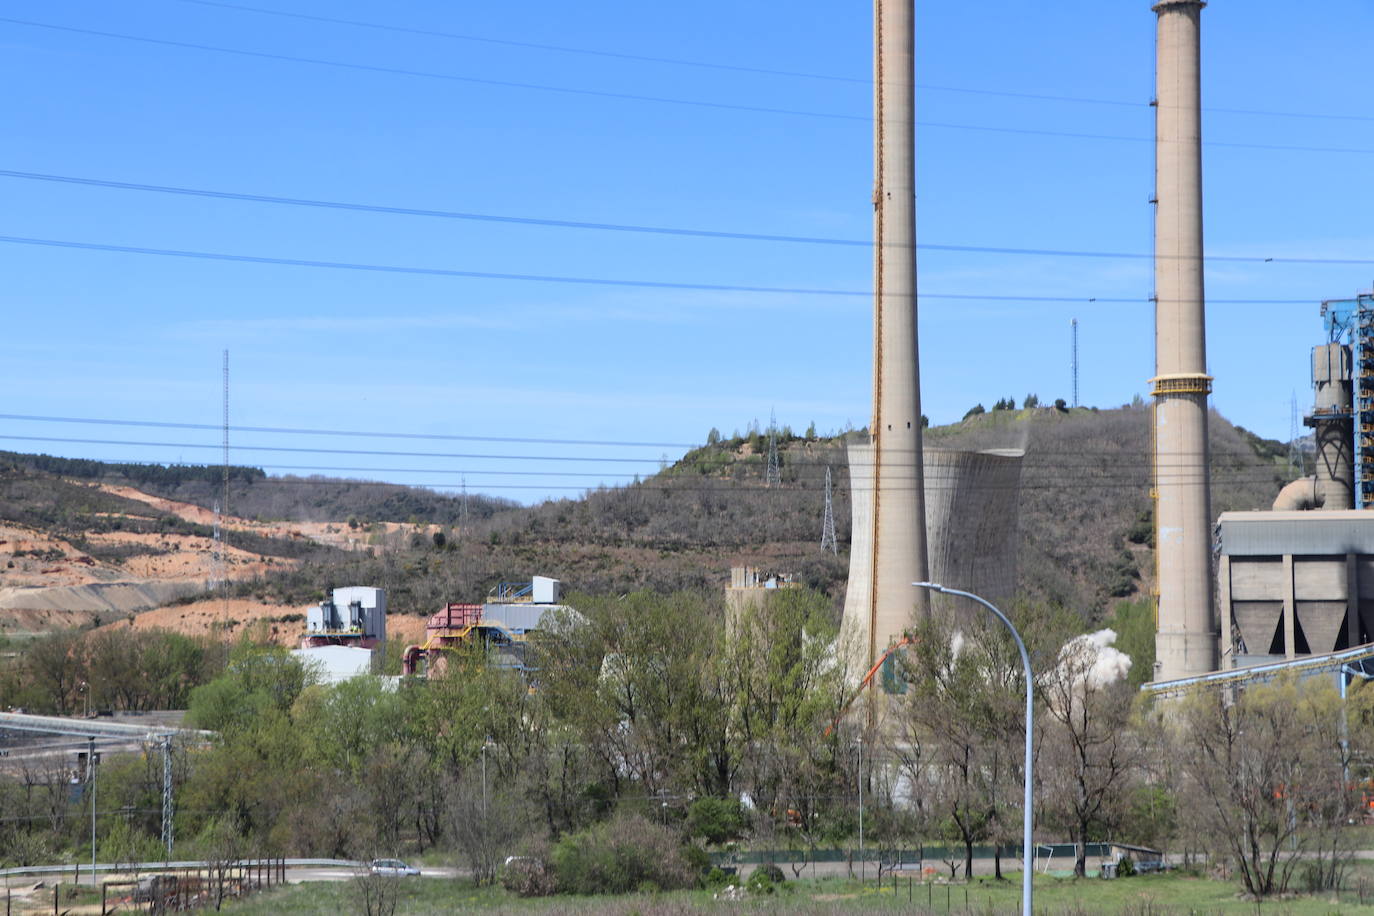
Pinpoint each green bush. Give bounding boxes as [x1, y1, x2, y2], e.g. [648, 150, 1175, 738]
[1117, 856, 1136, 877]
[686, 797, 745, 845]
[746, 863, 785, 894]
[550, 814, 697, 895]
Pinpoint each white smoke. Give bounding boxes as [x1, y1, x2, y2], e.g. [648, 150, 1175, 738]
[1043, 629, 1132, 719]
[1055, 629, 1133, 688]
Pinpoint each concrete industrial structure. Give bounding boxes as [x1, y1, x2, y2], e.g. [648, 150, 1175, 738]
[852, 0, 929, 679]
[295, 586, 388, 683]
[842, 445, 1022, 667]
[401, 576, 569, 678]
[1212, 296, 1374, 668]
[1151, 0, 1218, 681]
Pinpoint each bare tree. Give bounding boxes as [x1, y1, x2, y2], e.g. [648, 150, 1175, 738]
[1038, 633, 1139, 878]
[350, 865, 399, 916]
[447, 769, 528, 886]
[1168, 675, 1370, 898]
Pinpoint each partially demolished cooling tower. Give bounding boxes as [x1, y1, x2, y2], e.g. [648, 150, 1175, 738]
[841, 445, 1023, 669]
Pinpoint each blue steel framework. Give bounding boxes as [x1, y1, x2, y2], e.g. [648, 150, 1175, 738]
[1320, 294, 1374, 509]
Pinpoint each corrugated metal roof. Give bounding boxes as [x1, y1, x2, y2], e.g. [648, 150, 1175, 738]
[1218, 510, 1374, 556]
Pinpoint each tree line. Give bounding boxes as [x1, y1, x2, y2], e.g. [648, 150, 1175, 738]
[0, 592, 1366, 903]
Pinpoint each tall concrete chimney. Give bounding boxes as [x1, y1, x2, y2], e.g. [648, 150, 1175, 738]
[859, 0, 930, 672]
[1151, 0, 1218, 680]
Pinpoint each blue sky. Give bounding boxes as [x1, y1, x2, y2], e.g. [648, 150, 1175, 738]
[3, 0, 1373, 503]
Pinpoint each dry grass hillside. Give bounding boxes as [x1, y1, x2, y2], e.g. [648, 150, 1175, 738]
[0, 406, 1294, 634]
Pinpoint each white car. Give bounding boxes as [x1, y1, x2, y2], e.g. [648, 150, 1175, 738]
[369, 858, 421, 877]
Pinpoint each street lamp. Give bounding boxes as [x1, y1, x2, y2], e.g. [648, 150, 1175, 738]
[87, 737, 98, 878]
[915, 582, 1034, 916]
[856, 734, 864, 882]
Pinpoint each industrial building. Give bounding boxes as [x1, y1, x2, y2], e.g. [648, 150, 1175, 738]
[401, 576, 569, 677]
[293, 586, 387, 683]
[1214, 294, 1374, 669]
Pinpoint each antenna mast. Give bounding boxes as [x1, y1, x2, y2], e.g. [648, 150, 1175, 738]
[220, 350, 229, 625]
[765, 408, 781, 487]
[1071, 318, 1080, 408]
[1288, 391, 1303, 476]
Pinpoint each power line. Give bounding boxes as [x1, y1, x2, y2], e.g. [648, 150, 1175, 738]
[9, 17, 1374, 156]
[0, 16, 865, 124]
[172, 0, 1374, 124]
[170, 0, 870, 85]
[0, 234, 1317, 304]
[0, 412, 696, 449]
[7, 168, 1374, 266]
[0, 434, 664, 464]
[0, 446, 1292, 486]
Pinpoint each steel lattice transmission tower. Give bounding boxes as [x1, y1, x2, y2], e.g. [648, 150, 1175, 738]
[161, 736, 174, 858]
[821, 467, 838, 554]
[765, 408, 781, 487]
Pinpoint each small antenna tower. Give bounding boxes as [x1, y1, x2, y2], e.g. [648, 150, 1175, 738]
[820, 467, 837, 554]
[1288, 391, 1303, 476]
[1071, 318, 1080, 408]
[460, 476, 470, 598]
[220, 350, 230, 624]
[765, 408, 781, 487]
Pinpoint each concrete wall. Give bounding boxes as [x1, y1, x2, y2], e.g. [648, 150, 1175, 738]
[1218, 511, 1374, 666]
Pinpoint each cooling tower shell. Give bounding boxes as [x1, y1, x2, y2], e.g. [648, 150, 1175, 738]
[842, 444, 1023, 667]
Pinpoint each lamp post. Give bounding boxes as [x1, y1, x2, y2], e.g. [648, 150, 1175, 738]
[915, 582, 1034, 916]
[88, 736, 97, 879]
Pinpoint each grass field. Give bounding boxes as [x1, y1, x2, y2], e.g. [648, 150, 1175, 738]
[217, 870, 1374, 915]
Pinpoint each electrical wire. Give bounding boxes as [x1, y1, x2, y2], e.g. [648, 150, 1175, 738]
[6, 168, 1374, 266]
[0, 412, 696, 449]
[8, 16, 1374, 156]
[0, 234, 1317, 304]
[172, 0, 1374, 124]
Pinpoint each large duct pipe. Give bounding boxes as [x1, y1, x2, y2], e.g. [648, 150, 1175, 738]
[1272, 476, 1321, 512]
[862, 0, 929, 674]
[1151, 0, 1218, 680]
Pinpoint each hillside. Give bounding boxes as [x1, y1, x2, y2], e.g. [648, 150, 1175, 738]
[0, 456, 342, 629]
[0, 406, 1295, 632]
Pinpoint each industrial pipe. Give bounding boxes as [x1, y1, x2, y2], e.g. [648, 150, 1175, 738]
[1272, 476, 1322, 511]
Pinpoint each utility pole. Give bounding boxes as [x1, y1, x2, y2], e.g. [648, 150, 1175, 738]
[88, 737, 97, 877]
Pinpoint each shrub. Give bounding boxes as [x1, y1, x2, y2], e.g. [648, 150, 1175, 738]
[746, 863, 785, 894]
[1117, 856, 1136, 878]
[682, 844, 711, 874]
[686, 797, 745, 845]
[550, 814, 697, 894]
[501, 857, 556, 897]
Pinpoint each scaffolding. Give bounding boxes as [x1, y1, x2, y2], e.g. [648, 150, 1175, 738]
[1320, 293, 1374, 508]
